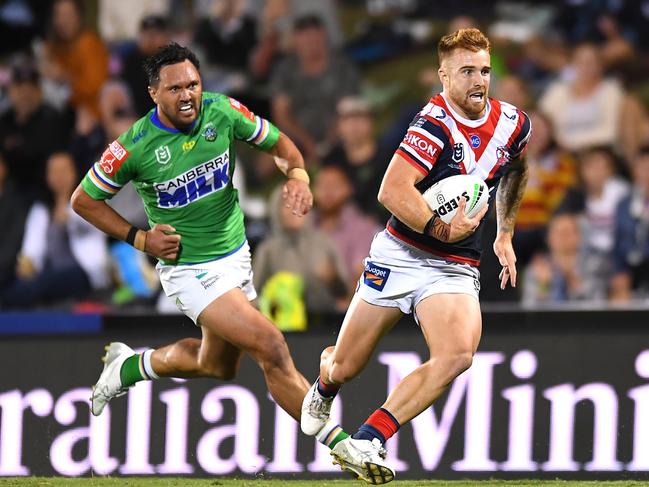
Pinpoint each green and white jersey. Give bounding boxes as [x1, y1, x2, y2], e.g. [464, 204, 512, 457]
[81, 91, 280, 265]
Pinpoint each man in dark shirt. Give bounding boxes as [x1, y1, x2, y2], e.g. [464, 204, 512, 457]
[270, 15, 361, 162]
[323, 97, 390, 221]
[119, 15, 171, 117]
[0, 59, 68, 202]
[0, 153, 28, 288]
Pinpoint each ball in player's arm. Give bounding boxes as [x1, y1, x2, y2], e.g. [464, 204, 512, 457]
[71, 44, 339, 449]
[300, 28, 530, 485]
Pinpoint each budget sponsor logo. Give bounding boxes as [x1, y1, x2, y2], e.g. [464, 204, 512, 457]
[363, 261, 390, 291]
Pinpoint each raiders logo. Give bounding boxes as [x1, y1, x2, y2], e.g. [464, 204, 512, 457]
[452, 143, 464, 163]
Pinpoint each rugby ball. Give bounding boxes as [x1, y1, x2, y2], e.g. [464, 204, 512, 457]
[422, 174, 489, 224]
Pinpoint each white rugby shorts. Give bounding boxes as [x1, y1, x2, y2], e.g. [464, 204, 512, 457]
[157, 241, 256, 324]
[356, 230, 480, 316]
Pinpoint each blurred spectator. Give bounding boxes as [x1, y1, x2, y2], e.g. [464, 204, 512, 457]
[610, 148, 649, 302]
[493, 74, 532, 111]
[250, 0, 344, 81]
[0, 152, 110, 309]
[556, 146, 630, 260]
[193, 0, 256, 96]
[97, 82, 154, 307]
[42, 0, 110, 120]
[120, 15, 171, 117]
[313, 164, 381, 293]
[99, 80, 137, 141]
[0, 0, 45, 56]
[71, 79, 138, 176]
[249, 0, 288, 81]
[522, 213, 608, 304]
[517, 34, 570, 96]
[98, 0, 170, 45]
[0, 152, 29, 288]
[253, 186, 348, 329]
[270, 14, 361, 162]
[538, 43, 646, 157]
[0, 58, 68, 202]
[514, 111, 576, 267]
[323, 96, 389, 220]
[554, 2, 634, 68]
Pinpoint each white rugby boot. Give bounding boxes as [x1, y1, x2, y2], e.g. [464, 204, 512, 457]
[331, 437, 395, 484]
[90, 342, 135, 416]
[301, 380, 334, 435]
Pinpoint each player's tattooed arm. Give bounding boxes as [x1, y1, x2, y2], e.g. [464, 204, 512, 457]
[496, 154, 529, 236]
[494, 154, 528, 289]
[427, 215, 450, 242]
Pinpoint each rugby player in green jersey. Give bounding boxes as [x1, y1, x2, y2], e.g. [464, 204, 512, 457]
[71, 44, 346, 450]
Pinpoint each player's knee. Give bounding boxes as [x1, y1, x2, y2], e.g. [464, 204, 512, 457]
[320, 346, 334, 367]
[197, 358, 238, 381]
[438, 351, 474, 381]
[327, 359, 358, 385]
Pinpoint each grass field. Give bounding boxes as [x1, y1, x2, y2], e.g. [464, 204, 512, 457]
[1, 480, 649, 487]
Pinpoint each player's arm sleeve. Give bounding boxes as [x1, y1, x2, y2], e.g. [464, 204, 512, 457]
[227, 97, 280, 151]
[80, 139, 134, 200]
[510, 111, 532, 159]
[395, 117, 445, 176]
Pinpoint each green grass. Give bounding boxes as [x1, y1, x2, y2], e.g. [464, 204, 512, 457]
[0, 480, 648, 487]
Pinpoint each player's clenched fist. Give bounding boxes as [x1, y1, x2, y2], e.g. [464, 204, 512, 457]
[146, 224, 182, 261]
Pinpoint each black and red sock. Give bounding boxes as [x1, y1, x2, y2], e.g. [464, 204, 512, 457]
[317, 376, 340, 398]
[352, 407, 400, 444]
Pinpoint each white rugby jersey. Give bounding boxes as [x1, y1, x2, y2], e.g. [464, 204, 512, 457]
[388, 93, 532, 266]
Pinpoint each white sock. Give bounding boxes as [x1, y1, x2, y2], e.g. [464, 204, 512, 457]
[316, 419, 348, 449]
[142, 349, 160, 380]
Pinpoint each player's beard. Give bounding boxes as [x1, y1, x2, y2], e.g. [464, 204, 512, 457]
[448, 87, 487, 120]
[460, 92, 486, 119]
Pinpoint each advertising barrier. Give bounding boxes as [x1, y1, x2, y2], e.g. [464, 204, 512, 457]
[1, 310, 649, 480]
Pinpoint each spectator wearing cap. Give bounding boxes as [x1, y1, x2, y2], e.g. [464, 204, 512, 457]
[42, 0, 110, 120]
[323, 96, 390, 221]
[119, 15, 171, 116]
[269, 14, 361, 163]
[0, 59, 69, 202]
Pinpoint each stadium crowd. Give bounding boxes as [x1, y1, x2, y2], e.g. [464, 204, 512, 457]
[1, 0, 649, 322]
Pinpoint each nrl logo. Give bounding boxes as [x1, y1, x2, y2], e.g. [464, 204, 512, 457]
[155, 145, 171, 164]
[452, 143, 464, 163]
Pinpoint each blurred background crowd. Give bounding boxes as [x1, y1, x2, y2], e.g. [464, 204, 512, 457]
[2, 0, 649, 327]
